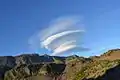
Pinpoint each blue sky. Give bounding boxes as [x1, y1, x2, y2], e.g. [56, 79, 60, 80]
[0, 0, 120, 56]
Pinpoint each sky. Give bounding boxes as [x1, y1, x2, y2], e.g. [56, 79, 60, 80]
[0, 0, 120, 56]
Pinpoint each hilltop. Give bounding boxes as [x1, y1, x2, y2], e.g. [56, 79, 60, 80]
[1, 49, 120, 80]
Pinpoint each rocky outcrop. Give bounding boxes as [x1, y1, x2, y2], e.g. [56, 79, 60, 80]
[0, 56, 16, 67]
[4, 63, 66, 80]
[0, 54, 66, 80]
[1, 49, 120, 80]
[15, 54, 66, 65]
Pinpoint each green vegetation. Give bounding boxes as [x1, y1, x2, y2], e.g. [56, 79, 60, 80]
[1, 49, 120, 80]
[66, 55, 79, 61]
[53, 57, 64, 64]
[74, 60, 120, 80]
[4, 63, 65, 80]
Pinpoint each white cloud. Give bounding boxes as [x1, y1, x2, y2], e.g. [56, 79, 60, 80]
[51, 40, 89, 56]
[38, 16, 84, 41]
[51, 40, 76, 55]
[52, 45, 77, 56]
[41, 30, 84, 49]
[28, 16, 89, 55]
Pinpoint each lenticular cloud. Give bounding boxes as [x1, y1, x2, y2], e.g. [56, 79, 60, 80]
[29, 16, 89, 55]
[41, 30, 84, 50]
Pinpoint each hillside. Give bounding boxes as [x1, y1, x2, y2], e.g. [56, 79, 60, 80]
[1, 49, 120, 80]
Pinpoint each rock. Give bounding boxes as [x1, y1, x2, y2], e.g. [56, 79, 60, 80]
[4, 63, 66, 80]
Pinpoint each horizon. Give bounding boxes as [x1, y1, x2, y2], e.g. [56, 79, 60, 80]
[0, 0, 120, 57]
[0, 48, 119, 57]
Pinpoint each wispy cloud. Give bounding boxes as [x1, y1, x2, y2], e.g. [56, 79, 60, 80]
[29, 16, 89, 55]
[41, 30, 84, 50]
[51, 40, 89, 56]
[51, 40, 77, 55]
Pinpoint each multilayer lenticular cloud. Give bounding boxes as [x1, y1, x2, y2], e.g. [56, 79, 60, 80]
[41, 30, 84, 49]
[29, 16, 89, 55]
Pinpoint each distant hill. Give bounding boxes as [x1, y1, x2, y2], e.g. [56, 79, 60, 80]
[0, 54, 66, 67]
[100, 49, 120, 60]
[1, 49, 120, 80]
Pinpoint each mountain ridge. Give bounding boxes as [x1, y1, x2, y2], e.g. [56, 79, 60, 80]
[1, 49, 120, 80]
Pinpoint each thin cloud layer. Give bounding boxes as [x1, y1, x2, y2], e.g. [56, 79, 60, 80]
[51, 40, 77, 55]
[41, 30, 84, 50]
[29, 16, 89, 55]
